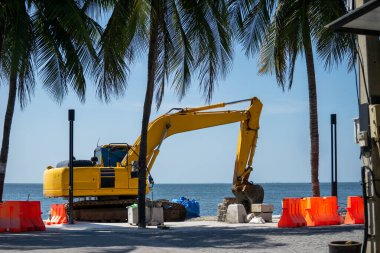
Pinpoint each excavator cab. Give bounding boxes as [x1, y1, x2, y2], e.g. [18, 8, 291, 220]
[92, 144, 128, 167]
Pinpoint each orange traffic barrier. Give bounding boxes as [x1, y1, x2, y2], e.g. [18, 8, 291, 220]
[0, 202, 7, 232]
[344, 196, 364, 224]
[301, 196, 341, 227]
[27, 202, 46, 231]
[46, 204, 68, 225]
[278, 198, 306, 228]
[0, 201, 45, 232]
[1, 201, 29, 232]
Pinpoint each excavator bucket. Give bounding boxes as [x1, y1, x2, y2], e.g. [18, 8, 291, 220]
[232, 182, 264, 212]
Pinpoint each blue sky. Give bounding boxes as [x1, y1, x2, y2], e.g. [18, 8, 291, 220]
[1, 45, 360, 184]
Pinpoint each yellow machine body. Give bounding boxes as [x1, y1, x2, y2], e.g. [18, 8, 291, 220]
[43, 166, 149, 198]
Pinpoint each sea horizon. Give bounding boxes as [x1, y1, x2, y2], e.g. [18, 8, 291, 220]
[3, 182, 363, 218]
[3, 181, 361, 185]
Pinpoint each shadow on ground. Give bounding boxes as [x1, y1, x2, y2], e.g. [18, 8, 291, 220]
[0, 224, 363, 252]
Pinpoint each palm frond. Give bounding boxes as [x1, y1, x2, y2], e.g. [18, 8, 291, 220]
[94, 0, 149, 102]
[311, 0, 357, 71]
[1, 1, 36, 108]
[86, 0, 232, 108]
[240, 0, 357, 90]
[81, 0, 117, 20]
[259, 0, 303, 90]
[154, 0, 174, 109]
[182, 0, 233, 102]
[168, 0, 194, 102]
[34, 0, 100, 103]
[230, 0, 275, 56]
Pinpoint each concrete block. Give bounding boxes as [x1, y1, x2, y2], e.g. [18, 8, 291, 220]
[128, 207, 164, 226]
[226, 204, 247, 223]
[149, 207, 164, 225]
[128, 207, 140, 225]
[253, 212, 272, 222]
[251, 204, 274, 213]
[128, 207, 136, 224]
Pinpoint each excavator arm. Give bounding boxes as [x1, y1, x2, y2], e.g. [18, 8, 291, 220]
[121, 97, 264, 205]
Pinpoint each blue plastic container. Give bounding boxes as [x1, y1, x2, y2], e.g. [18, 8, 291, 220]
[171, 197, 200, 218]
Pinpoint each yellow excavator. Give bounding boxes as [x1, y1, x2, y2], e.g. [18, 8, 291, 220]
[43, 97, 264, 221]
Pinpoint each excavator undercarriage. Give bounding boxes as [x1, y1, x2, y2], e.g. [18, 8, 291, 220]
[69, 199, 186, 222]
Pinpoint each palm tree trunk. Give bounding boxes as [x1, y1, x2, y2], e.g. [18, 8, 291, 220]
[138, 0, 160, 228]
[303, 26, 320, 197]
[0, 73, 17, 202]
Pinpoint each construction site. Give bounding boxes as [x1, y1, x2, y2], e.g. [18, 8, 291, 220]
[0, 0, 380, 253]
[0, 95, 367, 252]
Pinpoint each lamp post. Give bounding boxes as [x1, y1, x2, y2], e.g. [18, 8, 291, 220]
[330, 114, 338, 198]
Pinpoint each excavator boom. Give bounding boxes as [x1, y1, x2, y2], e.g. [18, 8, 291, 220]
[122, 97, 263, 205]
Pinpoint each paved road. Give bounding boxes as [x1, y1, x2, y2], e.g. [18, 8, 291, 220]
[0, 222, 363, 253]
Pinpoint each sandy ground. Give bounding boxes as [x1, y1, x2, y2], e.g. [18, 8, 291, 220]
[0, 218, 364, 253]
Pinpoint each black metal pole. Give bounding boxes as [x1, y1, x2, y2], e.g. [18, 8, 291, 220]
[68, 109, 75, 224]
[334, 115, 338, 199]
[331, 115, 334, 196]
[330, 114, 337, 197]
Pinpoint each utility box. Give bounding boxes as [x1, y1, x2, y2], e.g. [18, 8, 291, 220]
[251, 204, 274, 222]
[128, 207, 164, 226]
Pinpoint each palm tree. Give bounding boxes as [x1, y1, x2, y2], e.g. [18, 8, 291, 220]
[0, 0, 102, 201]
[233, 0, 356, 196]
[98, 0, 232, 227]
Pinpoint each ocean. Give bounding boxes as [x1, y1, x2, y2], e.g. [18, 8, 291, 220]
[3, 182, 362, 219]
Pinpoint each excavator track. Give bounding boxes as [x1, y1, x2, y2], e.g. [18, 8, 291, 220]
[72, 199, 137, 209]
[66, 199, 186, 223]
[68, 199, 136, 222]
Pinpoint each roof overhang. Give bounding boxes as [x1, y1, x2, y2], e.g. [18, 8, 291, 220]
[326, 0, 380, 36]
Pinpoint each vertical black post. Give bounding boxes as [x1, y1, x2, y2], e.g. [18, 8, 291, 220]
[68, 109, 75, 224]
[334, 115, 338, 198]
[330, 114, 338, 197]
